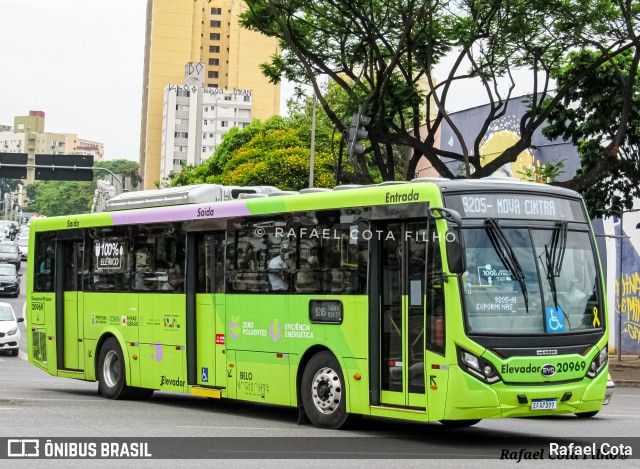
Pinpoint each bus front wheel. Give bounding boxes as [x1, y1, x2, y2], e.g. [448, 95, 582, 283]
[301, 351, 349, 429]
[97, 337, 137, 400]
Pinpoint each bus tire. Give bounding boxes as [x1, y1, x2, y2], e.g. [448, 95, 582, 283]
[575, 411, 599, 418]
[301, 351, 349, 429]
[97, 337, 136, 400]
[439, 419, 481, 427]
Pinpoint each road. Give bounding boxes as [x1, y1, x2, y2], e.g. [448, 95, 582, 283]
[1, 260, 638, 465]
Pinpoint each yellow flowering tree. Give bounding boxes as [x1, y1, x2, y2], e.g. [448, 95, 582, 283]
[165, 116, 340, 190]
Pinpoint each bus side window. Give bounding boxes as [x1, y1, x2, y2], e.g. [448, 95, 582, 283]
[226, 224, 296, 293]
[295, 223, 368, 295]
[34, 234, 56, 292]
[86, 227, 130, 292]
[132, 224, 185, 292]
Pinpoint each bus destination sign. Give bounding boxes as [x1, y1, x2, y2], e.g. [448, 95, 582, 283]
[445, 194, 583, 221]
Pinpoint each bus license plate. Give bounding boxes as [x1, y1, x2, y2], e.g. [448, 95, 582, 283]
[531, 399, 557, 410]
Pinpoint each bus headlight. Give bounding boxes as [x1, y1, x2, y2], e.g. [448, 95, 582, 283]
[457, 347, 501, 384]
[586, 344, 608, 379]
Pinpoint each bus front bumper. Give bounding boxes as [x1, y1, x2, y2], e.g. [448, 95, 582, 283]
[443, 365, 608, 420]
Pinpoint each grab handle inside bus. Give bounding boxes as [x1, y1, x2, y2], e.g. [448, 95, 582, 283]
[429, 207, 466, 275]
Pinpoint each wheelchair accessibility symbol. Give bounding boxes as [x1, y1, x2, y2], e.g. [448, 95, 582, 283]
[201, 367, 209, 383]
[545, 307, 565, 333]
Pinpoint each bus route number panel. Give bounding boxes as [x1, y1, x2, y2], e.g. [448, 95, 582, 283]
[309, 300, 343, 325]
[444, 194, 584, 222]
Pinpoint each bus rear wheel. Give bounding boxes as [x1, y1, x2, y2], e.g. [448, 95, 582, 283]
[301, 351, 349, 429]
[97, 337, 137, 400]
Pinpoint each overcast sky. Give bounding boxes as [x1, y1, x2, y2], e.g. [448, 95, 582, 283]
[0, 1, 148, 161]
[0, 0, 517, 163]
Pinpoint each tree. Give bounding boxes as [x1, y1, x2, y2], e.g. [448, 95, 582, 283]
[167, 116, 293, 186]
[23, 160, 140, 216]
[95, 159, 142, 190]
[240, 0, 639, 191]
[212, 127, 336, 189]
[0, 179, 21, 196]
[165, 113, 341, 190]
[542, 49, 640, 217]
[25, 180, 95, 216]
[0, 178, 21, 217]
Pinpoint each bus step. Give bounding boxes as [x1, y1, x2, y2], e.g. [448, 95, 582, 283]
[190, 386, 224, 399]
[370, 405, 426, 414]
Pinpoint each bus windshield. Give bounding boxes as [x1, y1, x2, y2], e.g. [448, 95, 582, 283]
[462, 226, 601, 335]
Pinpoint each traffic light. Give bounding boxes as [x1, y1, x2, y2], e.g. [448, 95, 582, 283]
[346, 106, 371, 164]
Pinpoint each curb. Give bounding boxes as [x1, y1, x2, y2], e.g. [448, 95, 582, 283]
[611, 380, 640, 388]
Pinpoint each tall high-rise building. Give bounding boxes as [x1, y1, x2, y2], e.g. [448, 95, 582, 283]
[160, 78, 253, 182]
[139, 0, 281, 189]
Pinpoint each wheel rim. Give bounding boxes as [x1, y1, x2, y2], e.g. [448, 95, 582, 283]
[103, 350, 120, 388]
[311, 366, 342, 414]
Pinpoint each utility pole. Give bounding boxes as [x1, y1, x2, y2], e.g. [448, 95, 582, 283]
[309, 90, 317, 188]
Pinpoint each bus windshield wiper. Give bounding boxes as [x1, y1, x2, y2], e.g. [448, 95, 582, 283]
[485, 219, 529, 313]
[541, 221, 568, 311]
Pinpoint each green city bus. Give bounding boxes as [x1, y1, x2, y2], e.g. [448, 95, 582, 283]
[25, 179, 609, 428]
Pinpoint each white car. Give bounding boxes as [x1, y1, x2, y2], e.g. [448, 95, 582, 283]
[17, 237, 28, 259]
[0, 302, 22, 357]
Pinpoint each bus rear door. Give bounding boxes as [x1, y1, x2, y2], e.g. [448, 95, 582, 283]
[55, 238, 85, 372]
[188, 233, 226, 390]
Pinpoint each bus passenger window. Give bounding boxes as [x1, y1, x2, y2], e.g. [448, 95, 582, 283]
[132, 223, 185, 293]
[227, 226, 294, 293]
[87, 229, 130, 292]
[295, 222, 368, 295]
[34, 234, 56, 292]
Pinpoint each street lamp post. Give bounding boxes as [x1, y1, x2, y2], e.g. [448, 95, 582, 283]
[309, 90, 317, 188]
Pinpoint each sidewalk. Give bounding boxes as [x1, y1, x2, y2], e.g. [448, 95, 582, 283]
[609, 355, 640, 387]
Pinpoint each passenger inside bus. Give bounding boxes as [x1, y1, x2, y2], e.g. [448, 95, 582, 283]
[268, 245, 291, 291]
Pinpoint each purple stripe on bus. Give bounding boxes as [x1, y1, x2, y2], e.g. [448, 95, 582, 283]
[109, 202, 251, 225]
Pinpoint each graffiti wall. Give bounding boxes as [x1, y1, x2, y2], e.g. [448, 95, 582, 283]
[610, 215, 640, 355]
[416, 96, 581, 180]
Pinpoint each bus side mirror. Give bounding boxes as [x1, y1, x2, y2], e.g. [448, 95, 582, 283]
[429, 207, 466, 275]
[445, 227, 466, 275]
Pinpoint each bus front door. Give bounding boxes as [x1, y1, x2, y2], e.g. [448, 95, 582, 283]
[56, 239, 84, 371]
[377, 222, 427, 409]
